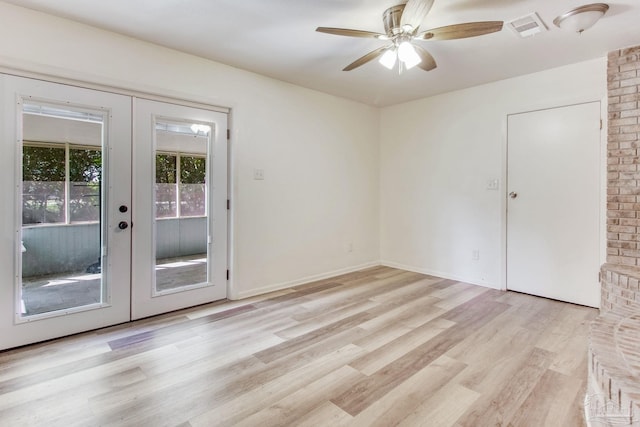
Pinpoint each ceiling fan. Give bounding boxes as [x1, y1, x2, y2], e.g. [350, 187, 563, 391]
[316, 0, 503, 73]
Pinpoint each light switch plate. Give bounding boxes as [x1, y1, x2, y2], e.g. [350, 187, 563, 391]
[487, 179, 499, 190]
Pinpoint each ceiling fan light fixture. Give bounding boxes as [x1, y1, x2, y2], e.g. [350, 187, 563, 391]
[402, 24, 415, 33]
[398, 41, 422, 70]
[553, 3, 609, 33]
[379, 48, 397, 69]
[317, 0, 503, 73]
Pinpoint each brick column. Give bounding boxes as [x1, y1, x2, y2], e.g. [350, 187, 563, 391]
[587, 46, 640, 427]
[607, 46, 640, 266]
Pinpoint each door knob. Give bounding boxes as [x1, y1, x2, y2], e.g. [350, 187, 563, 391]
[509, 192, 518, 199]
[118, 221, 129, 230]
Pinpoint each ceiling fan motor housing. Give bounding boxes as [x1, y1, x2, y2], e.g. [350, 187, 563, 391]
[383, 4, 406, 35]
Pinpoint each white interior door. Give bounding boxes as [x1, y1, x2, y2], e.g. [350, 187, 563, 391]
[506, 102, 601, 307]
[132, 98, 228, 319]
[0, 75, 132, 350]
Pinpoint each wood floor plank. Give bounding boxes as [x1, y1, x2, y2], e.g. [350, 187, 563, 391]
[0, 267, 597, 426]
[86, 334, 281, 417]
[0, 367, 148, 426]
[508, 368, 585, 427]
[367, 276, 442, 305]
[456, 346, 555, 426]
[350, 320, 415, 352]
[290, 266, 389, 289]
[232, 365, 364, 427]
[294, 401, 353, 427]
[368, 266, 413, 280]
[184, 289, 295, 320]
[0, 340, 113, 383]
[564, 378, 590, 427]
[349, 317, 456, 376]
[549, 331, 591, 377]
[455, 337, 537, 396]
[189, 345, 365, 426]
[508, 293, 568, 332]
[332, 298, 510, 416]
[293, 271, 427, 321]
[275, 299, 380, 340]
[253, 311, 375, 364]
[357, 293, 442, 331]
[428, 280, 479, 301]
[350, 355, 468, 426]
[0, 340, 179, 398]
[88, 353, 269, 425]
[433, 283, 490, 310]
[445, 308, 536, 366]
[190, 300, 306, 339]
[397, 382, 481, 427]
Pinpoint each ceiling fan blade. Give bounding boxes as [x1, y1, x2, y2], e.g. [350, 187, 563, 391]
[343, 46, 389, 71]
[400, 0, 435, 31]
[316, 27, 386, 39]
[416, 21, 504, 41]
[413, 45, 437, 71]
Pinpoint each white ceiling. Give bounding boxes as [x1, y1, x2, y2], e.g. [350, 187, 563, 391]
[4, 0, 640, 106]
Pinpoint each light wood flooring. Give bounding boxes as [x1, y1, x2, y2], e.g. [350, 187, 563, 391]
[0, 266, 597, 426]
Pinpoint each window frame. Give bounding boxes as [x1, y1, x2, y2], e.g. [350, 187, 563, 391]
[155, 150, 207, 220]
[22, 141, 102, 227]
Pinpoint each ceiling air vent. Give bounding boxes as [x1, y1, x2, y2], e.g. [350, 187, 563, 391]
[507, 13, 547, 38]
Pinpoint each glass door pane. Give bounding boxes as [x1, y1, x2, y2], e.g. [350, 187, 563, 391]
[20, 106, 105, 316]
[154, 120, 210, 293]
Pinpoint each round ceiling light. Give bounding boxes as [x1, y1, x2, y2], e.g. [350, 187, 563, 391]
[553, 3, 610, 33]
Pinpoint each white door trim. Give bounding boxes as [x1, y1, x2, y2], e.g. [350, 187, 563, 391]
[0, 65, 230, 115]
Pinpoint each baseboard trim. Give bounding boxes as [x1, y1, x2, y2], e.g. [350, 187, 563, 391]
[379, 260, 500, 290]
[230, 261, 381, 300]
[230, 260, 501, 300]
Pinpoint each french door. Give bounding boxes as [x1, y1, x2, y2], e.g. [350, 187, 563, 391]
[132, 99, 227, 319]
[0, 75, 227, 350]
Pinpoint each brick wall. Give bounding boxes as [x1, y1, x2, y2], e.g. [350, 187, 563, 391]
[600, 263, 640, 314]
[587, 46, 640, 427]
[607, 46, 640, 266]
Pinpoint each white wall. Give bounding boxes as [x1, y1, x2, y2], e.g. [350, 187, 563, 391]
[380, 58, 607, 289]
[0, 2, 380, 299]
[0, 2, 610, 301]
